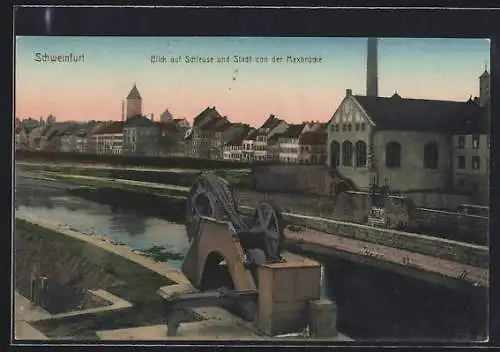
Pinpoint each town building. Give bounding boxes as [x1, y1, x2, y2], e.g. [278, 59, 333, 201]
[298, 128, 328, 164]
[39, 123, 78, 152]
[14, 127, 30, 151]
[92, 121, 124, 155]
[123, 115, 160, 156]
[174, 118, 190, 129]
[325, 38, 490, 204]
[241, 129, 257, 162]
[451, 95, 490, 202]
[212, 122, 250, 160]
[185, 107, 223, 158]
[75, 123, 104, 153]
[223, 127, 256, 161]
[251, 115, 289, 161]
[277, 124, 305, 164]
[60, 124, 84, 152]
[156, 121, 186, 156]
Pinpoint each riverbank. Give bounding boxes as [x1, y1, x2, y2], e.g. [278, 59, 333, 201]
[16, 161, 489, 246]
[14, 214, 352, 341]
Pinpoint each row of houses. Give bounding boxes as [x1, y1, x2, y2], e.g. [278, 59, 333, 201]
[184, 107, 329, 164]
[15, 115, 190, 156]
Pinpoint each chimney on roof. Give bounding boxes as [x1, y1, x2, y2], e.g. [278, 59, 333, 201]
[121, 100, 124, 121]
[151, 113, 154, 121]
[366, 38, 379, 97]
[346, 89, 352, 97]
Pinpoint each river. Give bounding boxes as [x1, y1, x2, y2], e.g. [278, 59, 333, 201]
[14, 171, 488, 342]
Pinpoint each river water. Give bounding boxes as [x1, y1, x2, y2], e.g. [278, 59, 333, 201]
[14, 171, 488, 342]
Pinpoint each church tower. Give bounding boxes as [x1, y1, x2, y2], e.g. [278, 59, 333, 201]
[126, 83, 142, 119]
[479, 65, 490, 107]
[366, 38, 379, 97]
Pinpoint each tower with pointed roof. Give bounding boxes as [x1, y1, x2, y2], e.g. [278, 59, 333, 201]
[126, 83, 142, 119]
[479, 64, 490, 107]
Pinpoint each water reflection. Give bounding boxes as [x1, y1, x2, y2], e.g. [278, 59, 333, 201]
[15, 174, 189, 269]
[109, 211, 147, 237]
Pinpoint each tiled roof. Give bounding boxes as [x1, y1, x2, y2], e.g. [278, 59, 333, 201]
[352, 94, 477, 133]
[193, 107, 222, 127]
[245, 129, 258, 140]
[280, 124, 305, 139]
[299, 130, 328, 145]
[225, 125, 253, 146]
[199, 117, 227, 131]
[94, 121, 124, 134]
[125, 115, 154, 127]
[127, 84, 142, 100]
[260, 114, 282, 130]
[213, 119, 233, 132]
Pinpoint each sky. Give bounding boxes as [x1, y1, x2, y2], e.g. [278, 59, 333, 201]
[15, 37, 490, 126]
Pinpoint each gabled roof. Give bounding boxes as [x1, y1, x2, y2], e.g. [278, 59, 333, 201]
[193, 107, 222, 127]
[94, 121, 124, 134]
[299, 130, 328, 145]
[199, 117, 227, 131]
[353, 94, 478, 133]
[156, 121, 180, 134]
[213, 119, 233, 132]
[225, 125, 253, 146]
[60, 124, 82, 136]
[280, 124, 305, 139]
[125, 115, 154, 127]
[260, 114, 282, 130]
[244, 129, 258, 141]
[127, 84, 142, 100]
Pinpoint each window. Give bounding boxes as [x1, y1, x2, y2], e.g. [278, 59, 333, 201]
[472, 135, 480, 149]
[355, 123, 360, 131]
[458, 156, 466, 169]
[355, 141, 367, 167]
[330, 125, 335, 132]
[385, 141, 401, 168]
[342, 140, 353, 166]
[472, 156, 480, 170]
[458, 136, 465, 149]
[348, 124, 352, 132]
[330, 141, 340, 167]
[336, 124, 340, 132]
[361, 123, 366, 131]
[342, 124, 347, 132]
[424, 142, 439, 169]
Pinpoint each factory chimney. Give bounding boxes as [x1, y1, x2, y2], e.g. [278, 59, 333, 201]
[366, 38, 379, 97]
[121, 100, 125, 121]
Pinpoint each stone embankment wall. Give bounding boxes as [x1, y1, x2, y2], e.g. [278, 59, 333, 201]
[16, 150, 277, 170]
[15, 224, 120, 314]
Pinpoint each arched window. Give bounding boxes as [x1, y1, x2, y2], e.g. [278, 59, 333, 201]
[424, 142, 439, 169]
[355, 141, 367, 167]
[311, 155, 317, 164]
[330, 141, 340, 167]
[342, 140, 353, 167]
[385, 141, 401, 168]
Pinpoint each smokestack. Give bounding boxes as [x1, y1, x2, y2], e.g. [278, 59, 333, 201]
[121, 100, 124, 121]
[366, 38, 378, 97]
[151, 113, 154, 121]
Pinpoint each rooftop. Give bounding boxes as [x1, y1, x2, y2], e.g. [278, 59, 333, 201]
[350, 92, 486, 133]
[299, 130, 328, 145]
[127, 84, 142, 100]
[94, 121, 125, 135]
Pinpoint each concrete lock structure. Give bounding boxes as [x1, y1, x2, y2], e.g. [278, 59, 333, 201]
[159, 171, 338, 337]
